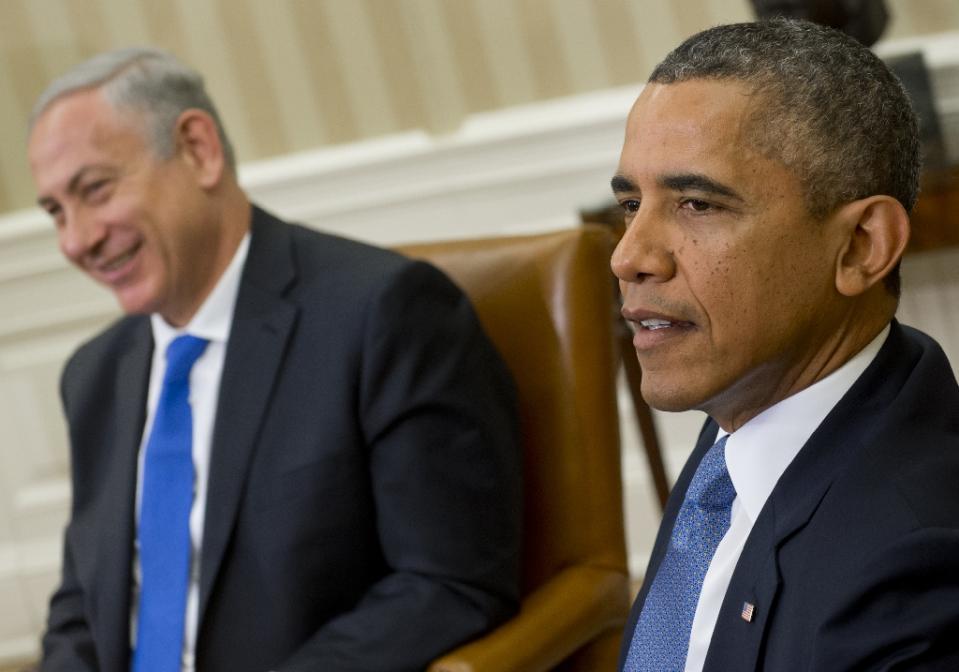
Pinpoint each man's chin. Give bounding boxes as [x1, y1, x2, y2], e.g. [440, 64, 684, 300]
[113, 288, 159, 317]
[639, 381, 703, 414]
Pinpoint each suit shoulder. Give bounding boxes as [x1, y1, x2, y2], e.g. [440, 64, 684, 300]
[287, 221, 411, 272]
[880, 424, 959, 529]
[279, 220, 462, 302]
[251, 206, 454, 286]
[67, 314, 146, 365]
[870, 324, 959, 526]
[62, 315, 148, 391]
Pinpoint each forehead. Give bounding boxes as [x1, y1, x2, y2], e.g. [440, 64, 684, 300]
[619, 79, 771, 187]
[28, 89, 148, 190]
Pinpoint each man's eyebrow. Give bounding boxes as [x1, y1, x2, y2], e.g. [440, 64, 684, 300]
[65, 165, 105, 195]
[610, 175, 637, 194]
[36, 165, 108, 208]
[659, 173, 743, 202]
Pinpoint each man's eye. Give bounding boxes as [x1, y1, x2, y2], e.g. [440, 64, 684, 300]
[45, 204, 63, 225]
[620, 199, 640, 214]
[681, 199, 714, 213]
[82, 179, 110, 201]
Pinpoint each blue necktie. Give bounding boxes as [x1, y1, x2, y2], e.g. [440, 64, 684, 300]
[133, 335, 208, 672]
[624, 435, 736, 672]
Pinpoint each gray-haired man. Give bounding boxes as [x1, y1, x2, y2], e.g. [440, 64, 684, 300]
[30, 48, 521, 672]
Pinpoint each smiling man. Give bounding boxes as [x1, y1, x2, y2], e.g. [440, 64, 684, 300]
[29, 48, 521, 672]
[613, 19, 959, 672]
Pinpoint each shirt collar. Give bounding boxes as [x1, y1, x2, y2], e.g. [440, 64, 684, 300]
[150, 233, 251, 352]
[721, 324, 890, 523]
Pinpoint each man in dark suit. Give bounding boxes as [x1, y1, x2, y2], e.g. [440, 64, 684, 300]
[28, 48, 521, 672]
[612, 19, 959, 672]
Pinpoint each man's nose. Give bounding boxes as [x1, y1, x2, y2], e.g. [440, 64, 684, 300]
[59, 210, 107, 263]
[610, 206, 676, 284]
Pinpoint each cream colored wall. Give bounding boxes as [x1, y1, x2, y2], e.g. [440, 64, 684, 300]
[3, 1, 958, 216]
[887, 0, 959, 38]
[0, 0, 762, 214]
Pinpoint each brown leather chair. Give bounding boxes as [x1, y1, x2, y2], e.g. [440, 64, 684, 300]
[397, 226, 630, 672]
[580, 205, 670, 510]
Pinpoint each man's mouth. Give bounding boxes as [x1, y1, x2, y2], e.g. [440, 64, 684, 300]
[639, 318, 675, 331]
[102, 247, 138, 272]
[623, 310, 696, 350]
[631, 316, 694, 332]
[621, 305, 696, 341]
[94, 241, 142, 279]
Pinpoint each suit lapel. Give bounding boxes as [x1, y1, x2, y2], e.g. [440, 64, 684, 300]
[704, 435, 842, 672]
[703, 322, 920, 671]
[91, 319, 152, 672]
[197, 207, 298, 626]
[702, 504, 781, 671]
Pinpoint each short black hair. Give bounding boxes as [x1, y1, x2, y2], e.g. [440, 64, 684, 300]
[651, 19, 921, 295]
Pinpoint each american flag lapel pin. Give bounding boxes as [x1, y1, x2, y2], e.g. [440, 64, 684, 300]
[741, 601, 755, 623]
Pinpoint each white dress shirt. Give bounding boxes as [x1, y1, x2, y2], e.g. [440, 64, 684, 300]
[131, 233, 250, 672]
[682, 325, 890, 672]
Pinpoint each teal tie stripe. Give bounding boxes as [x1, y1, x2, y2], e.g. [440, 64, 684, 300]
[624, 435, 736, 672]
[133, 335, 209, 672]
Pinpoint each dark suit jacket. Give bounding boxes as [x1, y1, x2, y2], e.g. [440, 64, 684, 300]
[42, 206, 522, 672]
[620, 322, 959, 671]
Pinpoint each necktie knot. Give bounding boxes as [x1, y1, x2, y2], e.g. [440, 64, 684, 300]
[163, 335, 209, 384]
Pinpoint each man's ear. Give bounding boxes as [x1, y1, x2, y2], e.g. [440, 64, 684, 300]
[833, 195, 910, 297]
[173, 109, 225, 189]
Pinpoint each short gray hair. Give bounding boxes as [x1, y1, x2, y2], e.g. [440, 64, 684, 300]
[650, 18, 920, 296]
[31, 47, 236, 170]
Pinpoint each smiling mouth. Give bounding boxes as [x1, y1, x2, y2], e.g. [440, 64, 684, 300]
[96, 242, 142, 276]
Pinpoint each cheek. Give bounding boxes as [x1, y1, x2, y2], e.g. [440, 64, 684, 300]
[56, 231, 73, 260]
[691, 250, 805, 372]
[95, 194, 143, 235]
[686, 242, 747, 324]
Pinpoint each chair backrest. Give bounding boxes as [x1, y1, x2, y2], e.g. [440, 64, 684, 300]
[397, 226, 627, 595]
